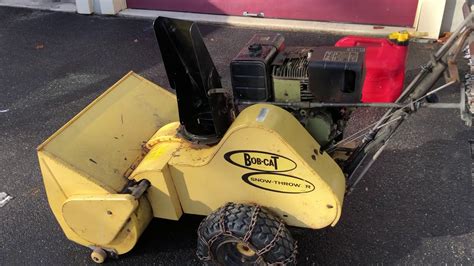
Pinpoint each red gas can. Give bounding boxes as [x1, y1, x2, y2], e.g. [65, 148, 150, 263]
[335, 36, 408, 102]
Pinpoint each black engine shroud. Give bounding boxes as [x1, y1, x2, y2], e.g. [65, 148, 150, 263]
[230, 34, 365, 104]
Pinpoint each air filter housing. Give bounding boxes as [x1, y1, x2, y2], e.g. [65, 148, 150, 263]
[308, 47, 365, 103]
[230, 34, 285, 101]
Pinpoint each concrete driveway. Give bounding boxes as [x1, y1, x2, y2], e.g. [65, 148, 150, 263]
[0, 6, 472, 265]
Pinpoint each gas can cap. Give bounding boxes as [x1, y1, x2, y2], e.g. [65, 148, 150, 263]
[248, 43, 263, 56]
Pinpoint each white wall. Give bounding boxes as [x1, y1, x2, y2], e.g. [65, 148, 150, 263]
[441, 0, 466, 32]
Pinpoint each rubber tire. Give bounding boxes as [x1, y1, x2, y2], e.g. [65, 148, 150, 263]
[196, 203, 297, 265]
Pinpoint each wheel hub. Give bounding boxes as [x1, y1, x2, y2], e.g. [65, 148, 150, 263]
[214, 238, 260, 265]
[236, 242, 256, 257]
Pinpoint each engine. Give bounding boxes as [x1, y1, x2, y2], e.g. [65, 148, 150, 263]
[230, 34, 365, 147]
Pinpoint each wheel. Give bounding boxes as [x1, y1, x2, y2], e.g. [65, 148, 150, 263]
[90, 247, 107, 264]
[197, 203, 297, 265]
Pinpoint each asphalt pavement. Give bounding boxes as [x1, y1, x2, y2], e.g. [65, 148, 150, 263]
[0, 6, 472, 265]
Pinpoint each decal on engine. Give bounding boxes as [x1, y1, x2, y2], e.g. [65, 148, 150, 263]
[242, 172, 315, 194]
[224, 150, 296, 172]
[256, 108, 269, 122]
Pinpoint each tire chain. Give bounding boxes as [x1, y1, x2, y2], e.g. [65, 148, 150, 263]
[270, 241, 298, 266]
[243, 205, 260, 242]
[256, 217, 298, 265]
[256, 219, 284, 256]
[197, 203, 231, 261]
[196, 203, 297, 265]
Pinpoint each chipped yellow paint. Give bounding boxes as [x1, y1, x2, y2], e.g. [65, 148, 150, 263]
[38, 73, 345, 257]
[62, 194, 139, 245]
[37, 72, 175, 254]
[166, 104, 345, 228]
[130, 141, 183, 220]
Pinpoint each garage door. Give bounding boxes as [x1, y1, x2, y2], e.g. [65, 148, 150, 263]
[126, 0, 419, 27]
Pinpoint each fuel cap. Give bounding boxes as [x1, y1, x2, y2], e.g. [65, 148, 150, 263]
[248, 43, 262, 56]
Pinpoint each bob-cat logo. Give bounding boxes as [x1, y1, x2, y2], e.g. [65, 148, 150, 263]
[224, 150, 312, 193]
[242, 172, 315, 194]
[224, 150, 296, 172]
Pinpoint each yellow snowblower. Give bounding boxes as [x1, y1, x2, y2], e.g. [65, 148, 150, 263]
[37, 15, 474, 264]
